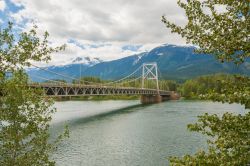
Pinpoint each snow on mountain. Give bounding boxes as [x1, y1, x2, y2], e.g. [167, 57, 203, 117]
[71, 56, 103, 66]
[27, 56, 104, 82]
[132, 52, 147, 65]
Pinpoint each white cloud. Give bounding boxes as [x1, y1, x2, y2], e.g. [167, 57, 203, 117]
[0, 0, 6, 11]
[46, 41, 156, 66]
[8, 0, 188, 66]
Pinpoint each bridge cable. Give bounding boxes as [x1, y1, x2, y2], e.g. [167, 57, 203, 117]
[116, 76, 142, 85]
[103, 65, 142, 85]
[158, 67, 168, 91]
[29, 64, 103, 85]
[30, 63, 144, 88]
[29, 74, 68, 85]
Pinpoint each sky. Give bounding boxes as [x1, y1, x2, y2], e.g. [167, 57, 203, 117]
[0, 0, 188, 66]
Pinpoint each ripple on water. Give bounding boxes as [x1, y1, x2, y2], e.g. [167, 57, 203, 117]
[51, 100, 246, 166]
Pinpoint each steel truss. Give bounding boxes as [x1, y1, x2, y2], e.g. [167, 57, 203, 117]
[28, 83, 170, 97]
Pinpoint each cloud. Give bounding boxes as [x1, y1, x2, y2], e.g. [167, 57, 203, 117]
[7, 0, 188, 65]
[10, 0, 187, 44]
[0, 0, 6, 11]
[47, 42, 156, 66]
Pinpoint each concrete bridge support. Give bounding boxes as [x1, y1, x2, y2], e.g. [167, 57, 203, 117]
[161, 95, 171, 101]
[140, 92, 180, 104]
[140, 95, 162, 104]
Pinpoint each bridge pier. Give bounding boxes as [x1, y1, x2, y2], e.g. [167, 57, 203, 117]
[140, 92, 180, 104]
[140, 95, 162, 104]
[161, 95, 171, 101]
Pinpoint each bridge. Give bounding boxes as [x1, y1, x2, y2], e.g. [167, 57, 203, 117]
[28, 62, 179, 104]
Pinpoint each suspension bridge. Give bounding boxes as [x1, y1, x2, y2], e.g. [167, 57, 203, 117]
[28, 62, 179, 104]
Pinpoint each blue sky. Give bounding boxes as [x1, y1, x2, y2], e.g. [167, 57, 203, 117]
[0, 0, 22, 24]
[0, 0, 187, 66]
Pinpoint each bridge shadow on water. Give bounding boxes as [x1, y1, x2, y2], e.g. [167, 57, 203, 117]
[68, 103, 153, 127]
[52, 102, 161, 129]
[50, 103, 157, 141]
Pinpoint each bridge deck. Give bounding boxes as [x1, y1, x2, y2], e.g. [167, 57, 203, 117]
[28, 83, 171, 96]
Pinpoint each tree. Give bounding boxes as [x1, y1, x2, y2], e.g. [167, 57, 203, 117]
[73, 76, 104, 85]
[203, 75, 250, 109]
[162, 0, 249, 64]
[0, 22, 68, 165]
[169, 112, 250, 165]
[178, 74, 250, 104]
[162, 0, 250, 165]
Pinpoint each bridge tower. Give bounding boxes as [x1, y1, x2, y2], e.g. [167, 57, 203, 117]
[142, 62, 159, 93]
[141, 62, 164, 104]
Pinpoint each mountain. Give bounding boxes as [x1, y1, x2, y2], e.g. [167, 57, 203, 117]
[27, 44, 250, 82]
[82, 44, 250, 81]
[27, 56, 102, 82]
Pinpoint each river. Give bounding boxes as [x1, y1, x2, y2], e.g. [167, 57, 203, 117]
[50, 100, 246, 166]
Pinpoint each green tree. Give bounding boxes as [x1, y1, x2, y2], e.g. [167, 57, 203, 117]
[203, 75, 250, 108]
[169, 112, 250, 165]
[162, 0, 249, 64]
[162, 0, 250, 165]
[0, 22, 68, 165]
[178, 74, 248, 101]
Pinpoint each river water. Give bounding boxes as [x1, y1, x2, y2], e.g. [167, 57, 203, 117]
[50, 100, 246, 166]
